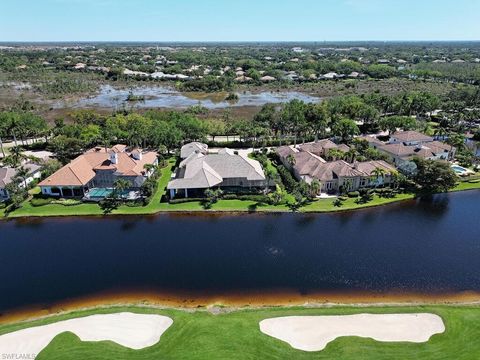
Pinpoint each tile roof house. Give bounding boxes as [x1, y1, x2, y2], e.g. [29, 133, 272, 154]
[363, 131, 456, 166]
[168, 144, 270, 198]
[276, 145, 396, 193]
[38, 145, 158, 198]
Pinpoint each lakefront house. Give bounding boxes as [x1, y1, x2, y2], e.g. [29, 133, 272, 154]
[39, 145, 158, 199]
[276, 143, 396, 194]
[167, 142, 271, 198]
[361, 131, 456, 166]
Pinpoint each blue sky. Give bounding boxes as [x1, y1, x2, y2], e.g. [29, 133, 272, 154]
[1, 0, 479, 42]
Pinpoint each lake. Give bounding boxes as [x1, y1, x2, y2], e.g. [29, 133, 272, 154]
[51, 85, 321, 109]
[0, 191, 479, 314]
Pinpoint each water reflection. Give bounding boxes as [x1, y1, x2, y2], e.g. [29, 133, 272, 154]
[0, 191, 479, 313]
[51, 85, 321, 109]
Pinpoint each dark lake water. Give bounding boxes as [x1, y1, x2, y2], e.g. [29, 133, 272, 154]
[0, 191, 479, 313]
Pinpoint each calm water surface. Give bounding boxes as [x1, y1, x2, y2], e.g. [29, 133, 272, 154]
[51, 85, 320, 109]
[0, 191, 479, 313]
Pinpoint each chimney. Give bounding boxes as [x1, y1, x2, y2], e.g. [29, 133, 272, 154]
[110, 151, 118, 164]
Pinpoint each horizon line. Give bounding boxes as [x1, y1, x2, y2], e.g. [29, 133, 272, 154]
[1, 40, 480, 44]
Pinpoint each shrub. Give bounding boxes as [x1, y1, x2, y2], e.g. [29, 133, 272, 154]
[347, 191, 360, 198]
[277, 165, 298, 192]
[169, 198, 203, 204]
[30, 197, 53, 207]
[468, 179, 480, 183]
[51, 199, 82, 206]
[125, 200, 144, 207]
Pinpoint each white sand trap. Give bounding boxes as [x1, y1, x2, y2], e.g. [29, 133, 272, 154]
[260, 313, 445, 352]
[0, 312, 173, 355]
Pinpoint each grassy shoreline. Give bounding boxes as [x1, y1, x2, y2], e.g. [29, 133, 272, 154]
[2, 158, 479, 219]
[1, 304, 480, 359]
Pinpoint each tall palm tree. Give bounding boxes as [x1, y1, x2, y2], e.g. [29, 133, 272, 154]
[14, 166, 30, 188]
[113, 178, 131, 200]
[371, 167, 387, 188]
[309, 179, 322, 198]
[345, 148, 359, 163]
[10, 146, 25, 167]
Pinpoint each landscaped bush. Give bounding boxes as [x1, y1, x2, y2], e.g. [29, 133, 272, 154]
[51, 199, 82, 206]
[347, 191, 360, 198]
[277, 165, 298, 192]
[30, 197, 53, 207]
[234, 194, 270, 203]
[169, 197, 203, 204]
[125, 200, 144, 207]
[0, 202, 6, 209]
[468, 179, 480, 183]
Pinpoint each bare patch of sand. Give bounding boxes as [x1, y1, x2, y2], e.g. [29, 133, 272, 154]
[0, 312, 173, 355]
[260, 313, 445, 352]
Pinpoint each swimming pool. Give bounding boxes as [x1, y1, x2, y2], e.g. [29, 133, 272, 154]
[451, 165, 469, 174]
[85, 188, 133, 200]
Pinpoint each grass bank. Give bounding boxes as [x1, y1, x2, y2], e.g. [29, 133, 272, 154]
[1, 305, 480, 359]
[2, 159, 480, 218]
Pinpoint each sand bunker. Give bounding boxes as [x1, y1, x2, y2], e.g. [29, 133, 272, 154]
[260, 313, 445, 352]
[0, 312, 173, 355]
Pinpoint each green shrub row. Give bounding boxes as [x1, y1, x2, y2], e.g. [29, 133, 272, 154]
[30, 197, 53, 207]
[169, 197, 204, 204]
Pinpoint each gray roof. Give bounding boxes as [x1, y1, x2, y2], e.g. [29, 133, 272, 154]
[0, 164, 41, 188]
[391, 131, 433, 143]
[180, 142, 208, 159]
[168, 149, 266, 190]
[0, 168, 16, 188]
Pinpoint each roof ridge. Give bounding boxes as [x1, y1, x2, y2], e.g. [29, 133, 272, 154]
[66, 165, 84, 185]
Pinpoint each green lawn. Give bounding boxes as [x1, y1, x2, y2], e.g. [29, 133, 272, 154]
[2, 160, 480, 218]
[1, 305, 480, 359]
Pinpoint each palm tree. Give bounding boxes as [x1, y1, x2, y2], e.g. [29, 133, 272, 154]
[286, 154, 296, 168]
[309, 179, 322, 198]
[390, 171, 400, 190]
[371, 167, 387, 188]
[344, 148, 359, 163]
[113, 178, 131, 200]
[343, 178, 354, 192]
[9, 146, 25, 167]
[14, 166, 30, 188]
[326, 149, 345, 161]
[264, 167, 275, 192]
[143, 163, 157, 176]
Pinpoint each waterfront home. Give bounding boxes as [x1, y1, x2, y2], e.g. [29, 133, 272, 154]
[295, 139, 350, 157]
[276, 145, 396, 193]
[168, 144, 270, 198]
[38, 145, 158, 199]
[0, 163, 42, 201]
[361, 131, 456, 166]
